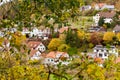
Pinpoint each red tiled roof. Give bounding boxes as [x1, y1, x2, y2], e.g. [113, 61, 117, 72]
[45, 51, 68, 59]
[97, 3, 106, 8]
[27, 41, 41, 49]
[30, 49, 38, 57]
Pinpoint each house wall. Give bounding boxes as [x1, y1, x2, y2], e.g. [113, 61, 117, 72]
[36, 43, 46, 52]
[104, 18, 113, 23]
[93, 14, 100, 26]
[31, 51, 41, 60]
[94, 47, 118, 60]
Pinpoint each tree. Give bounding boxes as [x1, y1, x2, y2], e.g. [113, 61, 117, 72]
[67, 47, 78, 56]
[98, 17, 105, 26]
[66, 29, 81, 48]
[0, 0, 85, 28]
[90, 32, 103, 45]
[58, 44, 70, 52]
[103, 32, 115, 43]
[10, 31, 26, 48]
[48, 38, 64, 51]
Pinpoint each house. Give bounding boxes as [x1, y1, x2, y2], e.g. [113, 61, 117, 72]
[29, 49, 41, 60]
[93, 45, 118, 60]
[27, 40, 46, 60]
[94, 3, 114, 10]
[0, 0, 12, 6]
[80, 5, 92, 11]
[27, 40, 46, 52]
[93, 11, 116, 26]
[113, 25, 120, 33]
[22, 27, 51, 40]
[43, 51, 69, 65]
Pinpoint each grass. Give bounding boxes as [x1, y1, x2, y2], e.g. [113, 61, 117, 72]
[68, 16, 94, 29]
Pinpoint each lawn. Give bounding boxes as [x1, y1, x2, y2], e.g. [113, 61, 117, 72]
[68, 16, 94, 29]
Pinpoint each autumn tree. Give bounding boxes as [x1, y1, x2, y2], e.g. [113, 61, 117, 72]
[65, 29, 81, 48]
[90, 32, 103, 45]
[48, 38, 64, 51]
[103, 32, 115, 44]
[58, 44, 70, 52]
[0, 0, 84, 29]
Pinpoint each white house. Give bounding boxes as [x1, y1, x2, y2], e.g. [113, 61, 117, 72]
[27, 40, 46, 60]
[101, 5, 114, 10]
[27, 40, 46, 52]
[22, 27, 51, 40]
[93, 14, 100, 26]
[93, 45, 118, 60]
[43, 51, 69, 65]
[94, 3, 114, 10]
[93, 12, 116, 26]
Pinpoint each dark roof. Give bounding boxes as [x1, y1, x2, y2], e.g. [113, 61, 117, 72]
[98, 11, 116, 18]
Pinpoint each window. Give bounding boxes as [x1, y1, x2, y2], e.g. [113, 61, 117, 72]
[101, 50, 104, 52]
[104, 53, 107, 56]
[97, 49, 99, 52]
[106, 50, 109, 52]
[51, 59, 53, 62]
[99, 53, 102, 57]
[48, 59, 50, 61]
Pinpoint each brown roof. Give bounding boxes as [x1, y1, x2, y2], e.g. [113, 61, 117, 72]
[98, 12, 116, 18]
[27, 41, 41, 49]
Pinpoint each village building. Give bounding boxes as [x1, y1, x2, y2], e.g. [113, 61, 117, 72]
[42, 51, 70, 65]
[93, 45, 118, 60]
[27, 40, 46, 60]
[93, 11, 116, 26]
[94, 3, 114, 10]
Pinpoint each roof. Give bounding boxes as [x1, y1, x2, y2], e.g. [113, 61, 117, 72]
[101, 5, 114, 9]
[98, 12, 116, 18]
[58, 27, 69, 33]
[96, 3, 106, 8]
[30, 49, 38, 57]
[45, 51, 68, 59]
[113, 25, 120, 31]
[27, 41, 42, 49]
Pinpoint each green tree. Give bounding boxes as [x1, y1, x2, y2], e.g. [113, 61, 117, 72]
[98, 17, 105, 26]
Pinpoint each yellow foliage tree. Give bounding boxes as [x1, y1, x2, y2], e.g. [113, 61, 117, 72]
[103, 32, 115, 42]
[48, 38, 64, 51]
[117, 33, 120, 41]
[11, 31, 26, 47]
[77, 30, 85, 40]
